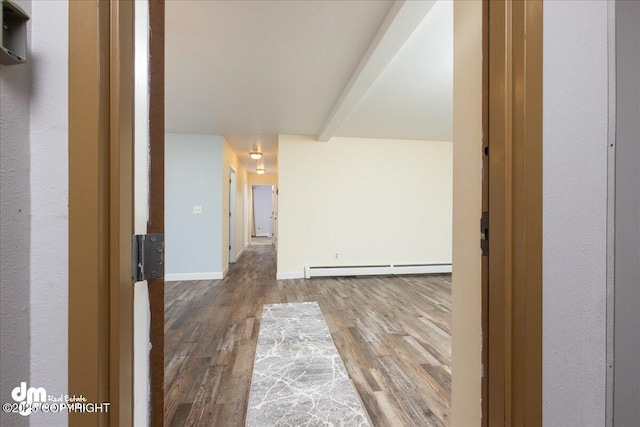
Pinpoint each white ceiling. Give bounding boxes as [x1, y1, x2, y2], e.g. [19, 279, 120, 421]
[337, 1, 453, 141]
[165, 0, 453, 173]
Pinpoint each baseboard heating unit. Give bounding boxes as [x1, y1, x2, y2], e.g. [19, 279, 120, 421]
[304, 264, 452, 279]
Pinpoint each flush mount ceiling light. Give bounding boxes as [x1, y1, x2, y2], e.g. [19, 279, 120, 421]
[249, 151, 263, 160]
[256, 168, 266, 175]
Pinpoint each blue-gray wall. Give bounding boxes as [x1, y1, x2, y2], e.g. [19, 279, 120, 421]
[165, 134, 223, 275]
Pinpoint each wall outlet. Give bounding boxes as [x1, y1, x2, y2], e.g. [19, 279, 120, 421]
[334, 253, 339, 259]
[193, 206, 202, 214]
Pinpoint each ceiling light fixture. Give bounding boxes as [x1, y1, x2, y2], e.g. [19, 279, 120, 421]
[256, 168, 266, 175]
[249, 151, 263, 160]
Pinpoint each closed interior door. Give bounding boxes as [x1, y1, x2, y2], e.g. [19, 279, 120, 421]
[253, 185, 273, 237]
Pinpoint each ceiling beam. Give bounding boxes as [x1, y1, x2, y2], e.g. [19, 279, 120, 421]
[316, 0, 436, 142]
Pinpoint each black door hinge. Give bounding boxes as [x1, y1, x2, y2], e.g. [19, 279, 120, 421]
[132, 233, 165, 282]
[481, 211, 489, 256]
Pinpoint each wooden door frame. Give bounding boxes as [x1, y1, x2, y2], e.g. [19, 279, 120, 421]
[147, 1, 166, 426]
[69, 0, 164, 426]
[69, 0, 542, 425]
[69, 1, 134, 426]
[484, 0, 543, 425]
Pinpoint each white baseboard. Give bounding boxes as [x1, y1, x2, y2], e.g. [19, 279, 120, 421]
[305, 265, 393, 278]
[235, 246, 245, 260]
[165, 272, 223, 282]
[303, 264, 452, 279]
[276, 271, 305, 280]
[222, 265, 229, 278]
[391, 264, 452, 275]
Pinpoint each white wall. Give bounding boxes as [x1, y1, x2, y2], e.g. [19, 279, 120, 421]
[165, 134, 224, 279]
[0, 1, 32, 426]
[277, 135, 452, 278]
[451, 1, 483, 425]
[543, 2, 609, 425]
[28, 2, 69, 426]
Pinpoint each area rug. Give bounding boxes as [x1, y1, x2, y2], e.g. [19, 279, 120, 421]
[246, 302, 370, 427]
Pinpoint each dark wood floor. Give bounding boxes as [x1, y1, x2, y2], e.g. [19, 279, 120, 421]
[165, 245, 451, 427]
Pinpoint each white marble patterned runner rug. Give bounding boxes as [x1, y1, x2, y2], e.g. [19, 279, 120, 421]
[246, 302, 370, 427]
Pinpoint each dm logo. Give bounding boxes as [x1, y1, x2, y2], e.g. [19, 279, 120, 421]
[11, 382, 47, 416]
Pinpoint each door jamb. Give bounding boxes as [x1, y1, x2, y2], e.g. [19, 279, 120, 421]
[147, 1, 166, 426]
[484, 1, 543, 425]
[68, 1, 135, 426]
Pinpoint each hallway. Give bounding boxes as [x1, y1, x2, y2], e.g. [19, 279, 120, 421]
[164, 246, 451, 426]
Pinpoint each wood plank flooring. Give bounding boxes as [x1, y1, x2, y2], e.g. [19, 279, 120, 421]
[165, 246, 451, 426]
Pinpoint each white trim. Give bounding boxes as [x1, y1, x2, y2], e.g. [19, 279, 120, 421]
[165, 272, 223, 281]
[391, 264, 452, 275]
[276, 271, 305, 280]
[305, 265, 393, 278]
[304, 264, 452, 278]
[222, 265, 229, 278]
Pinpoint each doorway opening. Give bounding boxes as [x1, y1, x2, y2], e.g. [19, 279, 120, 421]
[162, 1, 457, 425]
[160, 2, 460, 425]
[250, 184, 274, 246]
[229, 167, 236, 262]
[69, 2, 542, 425]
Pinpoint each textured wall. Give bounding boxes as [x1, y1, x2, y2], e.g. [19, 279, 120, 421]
[28, 2, 69, 426]
[0, 1, 31, 426]
[543, 2, 609, 425]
